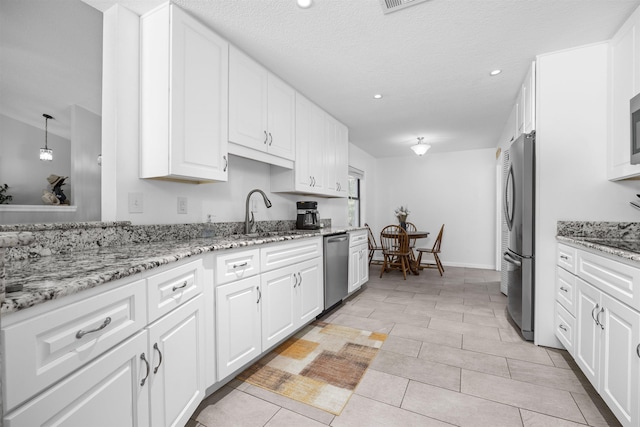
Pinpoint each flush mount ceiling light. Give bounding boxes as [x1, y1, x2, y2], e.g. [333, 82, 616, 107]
[39, 113, 54, 162]
[297, 0, 313, 8]
[373, 94, 383, 99]
[410, 137, 431, 156]
[490, 69, 502, 76]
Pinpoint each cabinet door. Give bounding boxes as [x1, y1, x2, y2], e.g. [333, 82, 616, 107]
[229, 46, 268, 151]
[216, 276, 262, 379]
[294, 94, 315, 190]
[358, 243, 369, 285]
[600, 293, 640, 427]
[4, 332, 149, 427]
[169, 5, 229, 181]
[324, 115, 338, 193]
[297, 258, 323, 325]
[267, 74, 295, 160]
[575, 278, 602, 389]
[523, 63, 535, 134]
[348, 244, 361, 293]
[148, 295, 205, 427]
[308, 101, 326, 191]
[335, 121, 349, 196]
[261, 264, 297, 351]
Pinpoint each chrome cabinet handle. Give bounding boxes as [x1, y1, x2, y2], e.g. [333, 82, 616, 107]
[312, 177, 316, 187]
[263, 130, 268, 144]
[560, 286, 568, 293]
[309, 176, 313, 187]
[560, 255, 569, 260]
[559, 324, 567, 332]
[637, 344, 640, 358]
[293, 273, 298, 288]
[172, 281, 187, 292]
[140, 353, 150, 386]
[76, 317, 112, 339]
[256, 286, 262, 304]
[591, 304, 600, 325]
[597, 307, 605, 330]
[232, 262, 248, 269]
[153, 343, 163, 374]
[298, 272, 302, 286]
[223, 155, 228, 172]
[268, 132, 273, 146]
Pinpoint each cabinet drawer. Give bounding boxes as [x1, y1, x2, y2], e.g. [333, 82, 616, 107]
[555, 302, 575, 356]
[215, 248, 260, 285]
[577, 250, 640, 309]
[557, 244, 577, 274]
[147, 258, 204, 322]
[260, 237, 322, 273]
[349, 229, 367, 247]
[556, 266, 576, 316]
[2, 279, 147, 412]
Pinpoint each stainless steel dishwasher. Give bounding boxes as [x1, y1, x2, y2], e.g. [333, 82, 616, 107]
[323, 233, 349, 311]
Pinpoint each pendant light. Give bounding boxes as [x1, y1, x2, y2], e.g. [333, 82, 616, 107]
[39, 113, 54, 161]
[410, 137, 430, 156]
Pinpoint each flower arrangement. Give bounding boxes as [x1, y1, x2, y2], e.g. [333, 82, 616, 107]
[394, 205, 410, 221]
[0, 183, 12, 204]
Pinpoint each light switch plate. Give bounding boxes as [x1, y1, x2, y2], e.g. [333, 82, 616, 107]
[128, 192, 143, 213]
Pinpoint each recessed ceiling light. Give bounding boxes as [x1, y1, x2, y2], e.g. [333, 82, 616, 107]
[490, 69, 502, 76]
[373, 94, 383, 99]
[297, 0, 313, 8]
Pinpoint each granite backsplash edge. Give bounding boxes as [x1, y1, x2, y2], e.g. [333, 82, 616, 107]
[557, 221, 640, 240]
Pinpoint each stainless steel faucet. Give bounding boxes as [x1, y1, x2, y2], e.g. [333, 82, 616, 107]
[245, 189, 272, 234]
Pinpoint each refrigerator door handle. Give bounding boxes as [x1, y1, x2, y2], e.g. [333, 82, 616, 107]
[503, 251, 522, 268]
[503, 165, 515, 231]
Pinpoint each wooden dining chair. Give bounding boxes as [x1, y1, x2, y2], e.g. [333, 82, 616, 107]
[379, 225, 411, 280]
[365, 223, 384, 265]
[416, 224, 445, 276]
[405, 222, 418, 250]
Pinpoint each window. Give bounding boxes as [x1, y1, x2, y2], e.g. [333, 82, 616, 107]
[347, 167, 364, 227]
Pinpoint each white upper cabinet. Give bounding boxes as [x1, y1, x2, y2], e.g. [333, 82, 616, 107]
[140, 3, 229, 183]
[522, 63, 536, 135]
[608, 6, 640, 180]
[229, 46, 295, 162]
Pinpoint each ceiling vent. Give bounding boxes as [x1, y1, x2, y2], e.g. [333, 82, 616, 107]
[379, 0, 430, 14]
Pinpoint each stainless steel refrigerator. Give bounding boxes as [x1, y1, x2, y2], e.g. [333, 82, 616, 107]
[502, 131, 535, 341]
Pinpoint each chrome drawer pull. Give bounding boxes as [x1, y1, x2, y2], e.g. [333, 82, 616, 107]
[560, 255, 569, 260]
[298, 272, 302, 286]
[232, 262, 248, 269]
[559, 324, 567, 332]
[637, 344, 640, 358]
[153, 343, 163, 374]
[263, 130, 268, 144]
[76, 317, 112, 339]
[172, 281, 188, 292]
[591, 304, 600, 324]
[559, 286, 568, 293]
[140, 353, 150, 386]
[597, 307, 605, 330]
[257, 286, 262, 304]
[293, 273, 298, 288]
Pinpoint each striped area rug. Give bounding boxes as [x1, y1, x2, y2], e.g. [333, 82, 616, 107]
[237, 320, 387, 415]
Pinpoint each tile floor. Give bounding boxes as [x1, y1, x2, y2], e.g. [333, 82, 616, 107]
[187, 266, 621, 427]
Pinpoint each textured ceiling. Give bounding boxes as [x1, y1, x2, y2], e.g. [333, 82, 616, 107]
[3, 0, 640, 157]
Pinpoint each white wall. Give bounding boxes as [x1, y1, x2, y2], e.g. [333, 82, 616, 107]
[371, 148, 497, 269]
[101, 5, 347, 227]
[348, 143, 378, 226]
[0, 114, 72, 205]
[535, 42, 640, 347]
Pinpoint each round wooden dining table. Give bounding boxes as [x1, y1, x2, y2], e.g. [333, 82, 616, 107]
[380, 229, 430, 275]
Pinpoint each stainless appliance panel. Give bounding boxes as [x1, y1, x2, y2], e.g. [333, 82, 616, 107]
[323, 233, 349, 310]
[631, 92, 640, 165]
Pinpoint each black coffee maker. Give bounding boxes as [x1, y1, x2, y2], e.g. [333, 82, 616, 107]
[296, 201, 320, 230]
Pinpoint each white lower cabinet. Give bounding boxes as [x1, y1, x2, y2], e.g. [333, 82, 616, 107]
[4, 331, 150, 427]
[559, 242, 640, 427]
[147, 294, 206, 427]
[216, 275, 262, 379]
[348, 230, 369, 294]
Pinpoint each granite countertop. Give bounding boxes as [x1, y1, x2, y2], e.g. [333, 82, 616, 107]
[1, 227, 361, 315]
[556, 235, 640, 263]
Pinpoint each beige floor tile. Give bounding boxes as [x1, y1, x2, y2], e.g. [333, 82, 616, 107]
[354, 369, 409, 407]
[356, 289, 392, 302]
[571, 392, 622, 427]
[402, 380, 523, 427]
[434, 302, 496, 316]
[393, 284, 441, 295]
[461, 370, 586, 423]
[463, 299, 508, 310]
[545, 348, 574, 370]
[507, 358, 588, 394]
[384, 295, 418, 305]
[498, 327, 528, 343]
[391, 323, 462, 348]
[439, 290, 491, 301]
[404, 306, 463, 322]
[368, 309, 431, 327]
[332, 304, 376, 318]
[463, 313, 512, 329]
[184, 419, 205, 427]
[381, 334, 423, 357]
[370, 350, 461, 391]
[463, 335, 554, 365]
[264, 408, 329, 427]
[411, 293, 463, 304]
[428, 317, 501, 340]
[520, 409, 589, 427]
[351, 299, 408, 313]
[242, 384, 336, 425]
[330, 314, 395, 334]
[364, 281, 399, 291]
[331, 394, 451, 427]
[490, 294, 508, 302]
[195, 388, 280, 427]
[419, 341, 510, 377]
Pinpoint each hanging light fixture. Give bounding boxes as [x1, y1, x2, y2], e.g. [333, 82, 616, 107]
[39, 113, 54, 161]
[410, 137, 430, 156]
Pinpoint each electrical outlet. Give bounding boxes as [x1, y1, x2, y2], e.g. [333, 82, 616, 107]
[177, 197, 188, 214]
[251, 199, 258, 213]
[128, 192, 143, 213]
